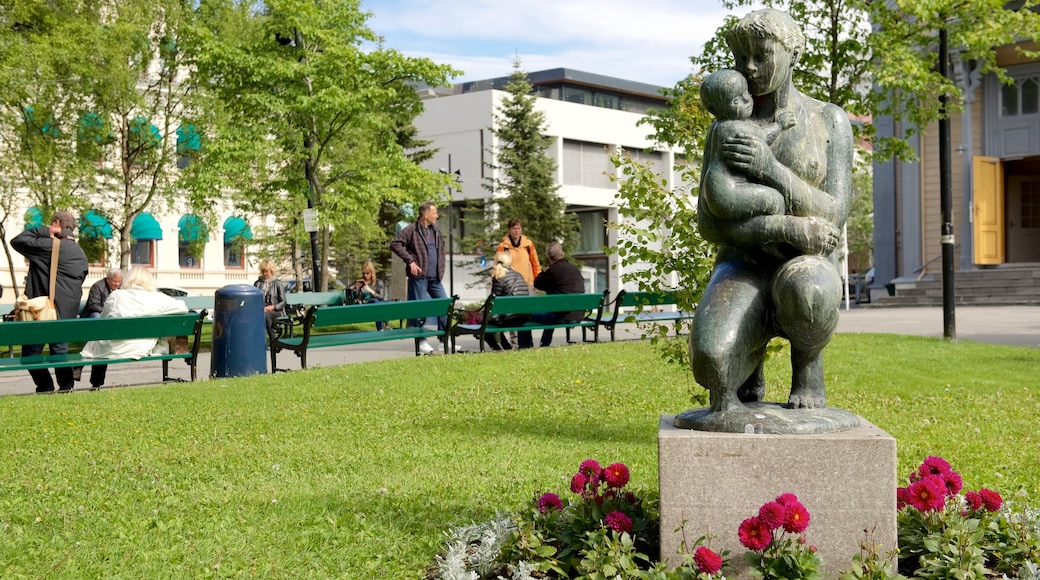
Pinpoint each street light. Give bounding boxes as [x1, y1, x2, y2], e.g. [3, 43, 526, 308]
[439, 156, 461, 296]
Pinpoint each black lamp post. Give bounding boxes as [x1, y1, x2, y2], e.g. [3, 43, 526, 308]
[439, 155, 461, 296]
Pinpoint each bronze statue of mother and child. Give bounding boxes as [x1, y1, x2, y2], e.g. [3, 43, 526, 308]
[676, 8, 859, 434]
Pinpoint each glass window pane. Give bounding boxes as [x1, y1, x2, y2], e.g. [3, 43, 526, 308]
[1021, 78, 1038, 116]
[1002, 83, 1019, 116]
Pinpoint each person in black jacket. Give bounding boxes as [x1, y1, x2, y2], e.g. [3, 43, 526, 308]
[389, 201, 447, 355]
[532, 242, 586, 347]
[11, 210, 89, 393]
[82, 268, 123, 318]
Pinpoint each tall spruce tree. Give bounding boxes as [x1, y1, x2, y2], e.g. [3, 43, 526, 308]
[485, 61, 577, 264]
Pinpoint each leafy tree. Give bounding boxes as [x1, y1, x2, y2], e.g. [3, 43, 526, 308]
[187, 0, 458, 291]
[484, 60, 578, 264]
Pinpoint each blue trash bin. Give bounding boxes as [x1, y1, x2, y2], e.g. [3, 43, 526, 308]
[210, 284, 268, 378]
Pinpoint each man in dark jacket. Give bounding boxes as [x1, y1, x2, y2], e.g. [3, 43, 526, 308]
[533, 241, 586, 347]
[11, 210, 89, 393]
[83, 268, 123, 318]
[389, 201, 447, 354]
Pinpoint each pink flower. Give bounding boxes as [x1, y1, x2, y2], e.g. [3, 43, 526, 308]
[579, 459, 602, 480]
[979, 488, 1003, 512]
[896, 487, 910, 510]
[537, 493, 562, 513]
[758, 501, 787, 530]
[603, 462, 630, 489]
[738, 517, 772, 551]
[964, 491, 983, 511]
[941, 470, 963, 496]
[624, 491, 638, 504]
[694, 546, 723, 575]
[783, 501, 811, 533]
[775, 492, 800, 507]
[907, 475, 946, 512]
[605, 510, 632, 533]
[570, 472, 587, 494]
[918, 456, 952, 477]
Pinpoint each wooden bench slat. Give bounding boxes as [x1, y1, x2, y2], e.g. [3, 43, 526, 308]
[599, 290, 695, 341]
[449, 292, 607, 352]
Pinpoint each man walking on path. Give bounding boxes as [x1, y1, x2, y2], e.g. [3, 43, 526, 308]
[11, 210, 89, 392]
[532, 241, 586, 347]
[390, 201, 447, 355]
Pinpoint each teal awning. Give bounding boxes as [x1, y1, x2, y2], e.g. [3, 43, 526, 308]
[80, 210, 113, 239]
[223, 216, 253, 243]
[25, 207, 44, 229]
[131, 212, 163, 240]
[176, 124, 201, 155]
[178, 214, 209, 242]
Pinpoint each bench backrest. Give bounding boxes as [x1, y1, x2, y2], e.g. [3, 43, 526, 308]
[620, 291, 680, 309]
[310, 298, 455, 329]
[489, 293, 605, 317]
[175, 296, 215, 311]
[287, 291, 345, 308]
[0, 312, 205, 347]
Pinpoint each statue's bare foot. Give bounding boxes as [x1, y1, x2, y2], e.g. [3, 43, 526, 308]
[737, 371, 765, 403]
[786, 388, 827, 411]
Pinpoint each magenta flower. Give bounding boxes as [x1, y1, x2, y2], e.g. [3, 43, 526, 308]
[783, 501, 811, 533]
[775, 492, 800, 507]
[570, 472, 587, 494]
[738, 517, 772, 551]
[964, 491, 983, 511]
[579, 458, 602, 480]
[603, 462, 630, 489]
[918, 456, 952, 477]
[979, 488, 1003, 512]
[694, 546, 723, 575]
[941, 470, 963, 496]
[896, 487, 910, 510]
[537, 492, 563, 513]
[758, 501, 787, 530]
[907, 475, 946, 512]
[605, 510, 633, 533]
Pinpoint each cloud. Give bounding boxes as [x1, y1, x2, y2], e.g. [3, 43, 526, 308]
[364, 0, 747, 86]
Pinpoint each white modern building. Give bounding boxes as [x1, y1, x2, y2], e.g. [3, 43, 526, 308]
[414, 68, 684, 303]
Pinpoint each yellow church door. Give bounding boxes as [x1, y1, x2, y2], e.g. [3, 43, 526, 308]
[973, 156, 1005, 265]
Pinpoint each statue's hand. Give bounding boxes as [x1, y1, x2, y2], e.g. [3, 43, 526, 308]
[785, 216, 839, 255]
[721, 132, 774, 181]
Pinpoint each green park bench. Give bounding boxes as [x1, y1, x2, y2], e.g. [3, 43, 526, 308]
[269, 297, 456, 371]
[0, 311, 208, 382]
[599, 290, 695, 341]
[448, 292, 607, 353]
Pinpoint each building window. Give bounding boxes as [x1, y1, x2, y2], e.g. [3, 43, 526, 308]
[575, 210, 607, 255]
[562, 139, 614, 188]
[129, 212, 163, 268]
[178, 214, 208, 268]
[132, 240, 155, 266]
[223, 216, 253, 269]
[1001, 75, 1040, 117]
[79, 209, 114, 267]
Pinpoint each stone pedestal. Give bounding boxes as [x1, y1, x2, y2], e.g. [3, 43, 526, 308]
[391, 259, 407, 302]
[659, 415, 896, 578]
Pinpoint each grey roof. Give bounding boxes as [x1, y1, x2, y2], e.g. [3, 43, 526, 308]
[456, 68, 668, 101]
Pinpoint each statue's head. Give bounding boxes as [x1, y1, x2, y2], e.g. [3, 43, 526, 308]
[700, 69, 752, 121]
[399, 203, 415, 221]
[726, 8, 804, 65]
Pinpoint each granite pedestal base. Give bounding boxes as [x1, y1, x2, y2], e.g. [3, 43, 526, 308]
[659, 415, 897, 578]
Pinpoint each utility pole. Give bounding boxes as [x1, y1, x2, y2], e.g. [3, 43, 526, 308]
[939, 27, 957, 340]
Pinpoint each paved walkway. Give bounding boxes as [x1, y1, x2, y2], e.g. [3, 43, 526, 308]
[2, 305, 1037, 396]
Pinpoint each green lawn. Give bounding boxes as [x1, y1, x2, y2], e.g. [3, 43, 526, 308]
[0, 334, 1037, 578]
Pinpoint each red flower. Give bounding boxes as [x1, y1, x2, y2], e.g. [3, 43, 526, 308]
[537, 493, 562, 513]
[907, 475, 946, 512]
[918, 456, 952, 477]
[738, 517, 772, 551]
[979, 488, 1003, 512]
[570, 472, 587, 494]
[605, 510, 633, 533]
[896, 487, 910, 510]
[624, 491, 638, 504]
[603, 462, 630, 489]
[579, 458, 603, 480]
[941, 470, 963, 496]
[964, 491, 983, 511]
[758, 501, 787, 530]
[775, 492, 800, 507]
[783, 501, 811, 533]
[694, 546, 723, 575]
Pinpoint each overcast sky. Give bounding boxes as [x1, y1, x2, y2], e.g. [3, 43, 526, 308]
[362, 0, 755, 88]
